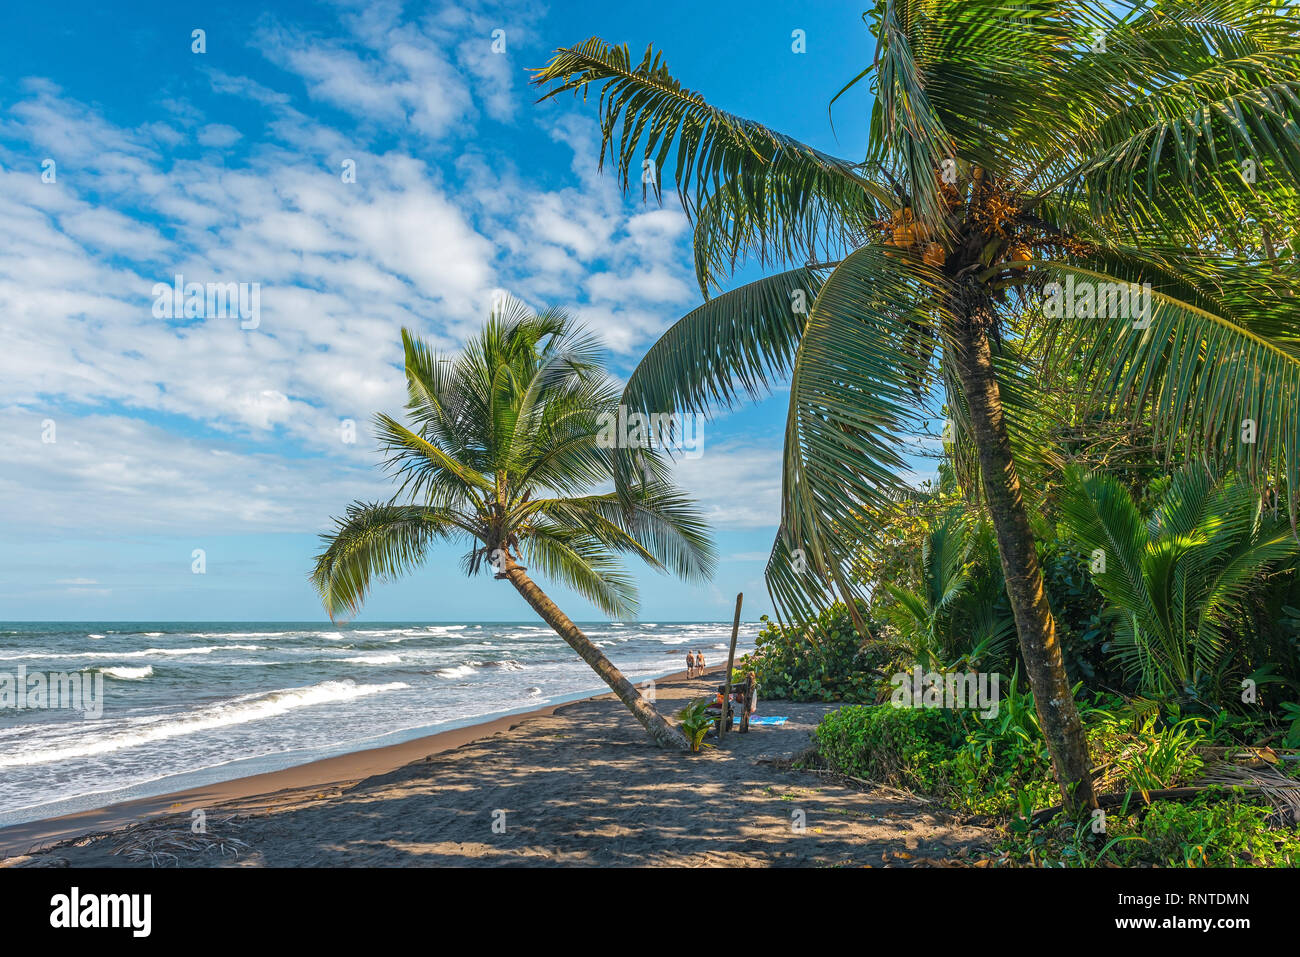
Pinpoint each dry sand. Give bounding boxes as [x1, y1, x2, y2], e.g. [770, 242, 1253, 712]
[1, 668, 994, 867]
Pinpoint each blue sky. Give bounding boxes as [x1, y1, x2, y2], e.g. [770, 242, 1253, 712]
[0, 0, 901, 622]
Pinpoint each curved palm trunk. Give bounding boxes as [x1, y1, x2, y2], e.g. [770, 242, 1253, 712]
[501, 557, 690, 750]
[950, 319, 1097, 813]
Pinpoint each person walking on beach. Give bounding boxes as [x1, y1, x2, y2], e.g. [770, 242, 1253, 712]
[696, 650, 707, 675]
[686, 650, 696, 678]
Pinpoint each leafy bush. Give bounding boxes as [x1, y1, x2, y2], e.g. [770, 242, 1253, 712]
[811, 694, 1057, 816]
[1007, 794, 1300, 867]
[812, 704, 959, 793]
[739, 604, 880, 702]
[1059, 464, 1300, 707]
[813, 681, 1217, 820]
[879, 510, 1016, 672]
[675, 698, 716, 752]
[1039, 538, 1113, 687]
[1087, 710, 1207, 794]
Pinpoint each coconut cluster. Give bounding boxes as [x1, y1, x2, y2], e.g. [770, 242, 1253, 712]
[969, 167, 1034, 265]
[875, 166, 1050, 270]
[883, 207, 946, 266]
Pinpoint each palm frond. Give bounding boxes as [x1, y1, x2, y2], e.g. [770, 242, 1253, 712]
[766, 244, 945, 622]
[1049, 257, 1300, 516]
[622, 267, 822, 419]
[531, 38, 882, 237]
[520, 526, 639, 620]
[311, 503, 466, 620]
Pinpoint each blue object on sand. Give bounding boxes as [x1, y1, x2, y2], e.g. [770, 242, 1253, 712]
[746, 716, 788, 726]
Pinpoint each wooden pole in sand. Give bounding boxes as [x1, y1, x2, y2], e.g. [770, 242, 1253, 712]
[719, 593, 743, 742]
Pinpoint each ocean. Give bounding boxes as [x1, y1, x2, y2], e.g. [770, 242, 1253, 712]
[0, 620, 755, 828]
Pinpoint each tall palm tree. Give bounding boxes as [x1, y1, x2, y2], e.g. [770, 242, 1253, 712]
[533, 0, 1300, 810]
[311, 299, 715, 750]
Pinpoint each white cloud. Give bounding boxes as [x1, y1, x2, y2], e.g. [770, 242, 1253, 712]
[0, 1, 712, 542]
[671, 441, 785, 530]
[251, 2, 533, 141]
[0, 407, 387, 535]
[197, 124, 243, 148]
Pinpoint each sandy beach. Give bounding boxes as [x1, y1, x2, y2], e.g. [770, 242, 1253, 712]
[1, 668, 993, 867]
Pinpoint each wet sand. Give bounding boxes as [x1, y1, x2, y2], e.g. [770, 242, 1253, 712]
[1, 668, 993, 867]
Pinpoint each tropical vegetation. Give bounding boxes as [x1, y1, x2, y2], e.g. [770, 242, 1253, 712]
[533, 0, 1300, 815]
[311, 299, 715, 749]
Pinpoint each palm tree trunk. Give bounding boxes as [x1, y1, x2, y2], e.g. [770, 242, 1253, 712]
[501, 557, 691, 750]
[950, 319, 1097, 813]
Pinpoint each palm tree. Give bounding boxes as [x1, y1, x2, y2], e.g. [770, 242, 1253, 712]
[1060, 464, 1300, 705]
[533, 1, 1300, 810]
[311, 298, 715, 750]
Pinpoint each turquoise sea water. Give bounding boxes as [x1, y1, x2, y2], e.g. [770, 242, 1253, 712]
[0, 620, 753, 827]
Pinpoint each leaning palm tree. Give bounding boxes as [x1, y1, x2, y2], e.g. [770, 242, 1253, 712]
[533, 0, 1300, 810]
[311, 298, 715, 750]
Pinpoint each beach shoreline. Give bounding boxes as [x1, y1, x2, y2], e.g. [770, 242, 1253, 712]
[1, 667, 993, 868]
[0, 665, 718, 859]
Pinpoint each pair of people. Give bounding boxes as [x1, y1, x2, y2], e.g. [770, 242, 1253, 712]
[685, 649, 708, 678]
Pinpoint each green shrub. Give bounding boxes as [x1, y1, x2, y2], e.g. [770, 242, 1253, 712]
[1007, 794, 1300, 867]
[812, 682, 1227, 822]
[739, 604, 880, 703]
[1088, 711, 1207, 793]
[812, 705, 957, 792]
[675, 698, 716, 753]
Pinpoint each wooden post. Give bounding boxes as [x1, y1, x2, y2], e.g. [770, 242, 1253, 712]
[719, 592, 743, 742]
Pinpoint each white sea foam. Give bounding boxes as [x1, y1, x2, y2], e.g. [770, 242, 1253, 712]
[0, 680, 408, 768]
[0, 644, 262, 661]
[98, 666, 153, 680]
[435, 664, 476, 679]
[192, 632, 284, 639]
[340, 654, 401, 665]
